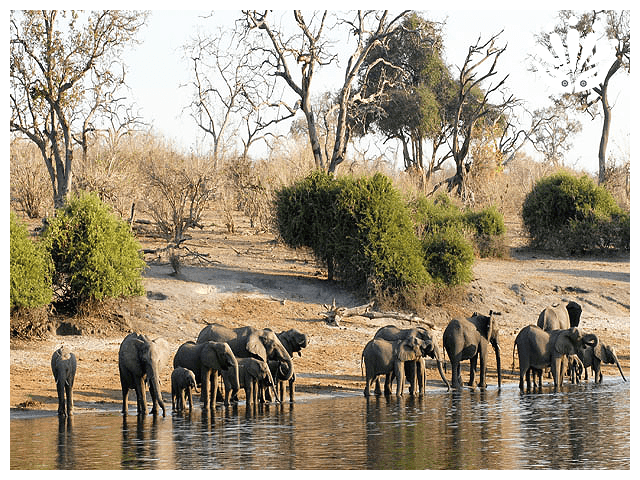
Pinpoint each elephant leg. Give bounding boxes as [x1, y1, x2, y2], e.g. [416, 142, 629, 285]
[211, 371, 220, 408]
[395, 361, 405, 396]
[384, 373, 392, 396]
[374, 377, 382, 395]
[245, 382, 253, 407]
[134, 377, 147, 415]
[451, 361, 460, 390]
[468, 355, 478, 387]
[364, 374, 372, 397]
[56, 382, 66, 416]
[65, 382, 73, 416]
[287, 378, 293, 403]
[200, 370, 210, 408]
[520, 367, 527, 391]
[479, 351, 489, 389]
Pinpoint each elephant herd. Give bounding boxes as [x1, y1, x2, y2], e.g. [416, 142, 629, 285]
[49, 300, 626, 417]
[361, 302, 626, 398]
[50, 324, 308, 417]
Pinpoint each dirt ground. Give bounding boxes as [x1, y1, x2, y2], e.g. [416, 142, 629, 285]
[9, 210, 631, 413]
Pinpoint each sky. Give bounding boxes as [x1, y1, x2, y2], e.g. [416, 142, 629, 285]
[118, 5, 631, 175]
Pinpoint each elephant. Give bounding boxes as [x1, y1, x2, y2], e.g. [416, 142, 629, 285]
[373, 325, 449, 394]
[173, 340, 240, 408]
[566, 354, 584, 384]
[578, 341, 627, 383]
[51, 346, 77, 417]
[197, 324, 295, 402]
[443, 311, 502, 390]
[361, 335, 426, 396]
[118, 332, 170, 416]
[171, 366, 198, 413]
[222, 357, 279, 407]
[513, 325, 598, 391]
[537, 301, 582, 331]
[270, 328, 308, 402]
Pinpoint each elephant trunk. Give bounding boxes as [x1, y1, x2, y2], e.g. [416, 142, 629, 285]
[613, 355, 627, 382]
[493, 342, 502, 388]
[147, 371, 165, 416]
[433, 347, 450, 391]
[265, 367, 281, 404]
[278, 355, 294, 382]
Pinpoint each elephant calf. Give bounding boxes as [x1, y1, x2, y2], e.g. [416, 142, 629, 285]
[222, 357, 278, 407]
[578, 342, 627, 383]
[171, 367, 198, 413]
[51, 346, 77, 417]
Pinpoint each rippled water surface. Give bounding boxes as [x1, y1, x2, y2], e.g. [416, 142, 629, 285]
[10, 380, 629, 469]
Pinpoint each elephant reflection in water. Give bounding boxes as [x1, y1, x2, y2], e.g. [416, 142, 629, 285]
[121, 414, 159, 469]
[56, 416, 75, 469]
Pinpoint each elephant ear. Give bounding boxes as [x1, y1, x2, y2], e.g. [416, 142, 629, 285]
[152, 337, 170, 366]
[592, 343, 606, 362]
[566, 301, 582, 328]
[246, 333, 268, 362]
[395, 338, 417, 362]
[555, 329, 578, 355]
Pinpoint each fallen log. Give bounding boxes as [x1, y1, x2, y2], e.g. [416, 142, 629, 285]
[320, 299, 434, 329]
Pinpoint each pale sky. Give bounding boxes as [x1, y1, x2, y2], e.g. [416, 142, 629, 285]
[120, 7, 631, 174]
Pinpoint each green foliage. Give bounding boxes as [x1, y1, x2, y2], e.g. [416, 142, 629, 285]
[412, 194, 506, 258]
[10, 212, 53, 309]
[332, 173, 431, 292]
[275, 171, 430, 295]
[41, 192, 146, 303]
[522, 172, 629, 253]
[422, 227, 475, 286]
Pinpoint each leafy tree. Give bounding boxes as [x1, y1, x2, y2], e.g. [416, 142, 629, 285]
[353, 13, 455, 181]
[41, 192, 146, 304]
[10, 10, 148, 208]
[10, 212, 53, 309]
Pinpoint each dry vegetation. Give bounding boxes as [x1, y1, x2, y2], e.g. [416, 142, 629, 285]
[9, 134, 630, 413]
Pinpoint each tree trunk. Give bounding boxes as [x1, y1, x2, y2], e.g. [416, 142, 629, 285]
[597, 85, 611, 185]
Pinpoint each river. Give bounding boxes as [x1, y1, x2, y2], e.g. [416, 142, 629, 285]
[10, 380, 629, 469]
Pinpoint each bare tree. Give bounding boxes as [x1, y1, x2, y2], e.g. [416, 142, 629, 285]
[530, 98, 582, 167]
[438, 31, 518, 202]
[242, 10, 410, 172]
[10, 10, 148, 209]
[534, 10, 630, 184]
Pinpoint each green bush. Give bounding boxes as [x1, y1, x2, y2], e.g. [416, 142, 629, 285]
[10, 212, 53, 309]
[412, 194, 506, 258]
[332, 173, 431, 292]
[422, 226, 475, 286]
[275, 170, 341, 279]
[275, 171, 430, 295]
[522, 172, 629, 253]
[41, 192, 146, 303]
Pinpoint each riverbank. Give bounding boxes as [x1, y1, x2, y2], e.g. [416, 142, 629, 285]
[9, 212, 630, 414]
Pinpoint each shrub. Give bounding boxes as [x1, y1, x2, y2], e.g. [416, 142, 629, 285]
[422, 226, 475, 286]
[275, 170, 341, 279]
[464, 206, 508, 257]
[10, 212, 53, 309]
[41, 192, 146, 304]
[522, 172, 629, 253]
[333, 173, 431, 293]
[275, 171, 430, 294]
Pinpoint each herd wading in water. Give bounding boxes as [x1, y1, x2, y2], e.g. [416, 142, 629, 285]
[50, 300, 627, 417]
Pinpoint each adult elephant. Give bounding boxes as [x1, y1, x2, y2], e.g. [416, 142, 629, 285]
[51, 346, 77, 417]
[578, 341, 627, 383]
[513, 325, 598, 390]
[361, 335, 426, 396]
[373, 325, 449, 393]
[173, 340, 240, 408]
[197, 324, 294, 382]
[118, 332, 170, 416]
[272, 329, 308, 402]
[443, 311, 502, 390]
[537, 301, 582, 331]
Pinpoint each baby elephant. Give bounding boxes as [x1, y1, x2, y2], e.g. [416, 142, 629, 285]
[51, 346, 77, 417]
[222, 357, 279, 407]
[171, 367, 198, 413]
[578, 342, 627, 383]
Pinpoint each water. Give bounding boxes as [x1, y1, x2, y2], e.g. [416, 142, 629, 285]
[10, 380, 629, 469]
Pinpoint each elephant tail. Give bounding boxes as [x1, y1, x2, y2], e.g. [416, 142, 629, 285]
[511, 339, 518, 374]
